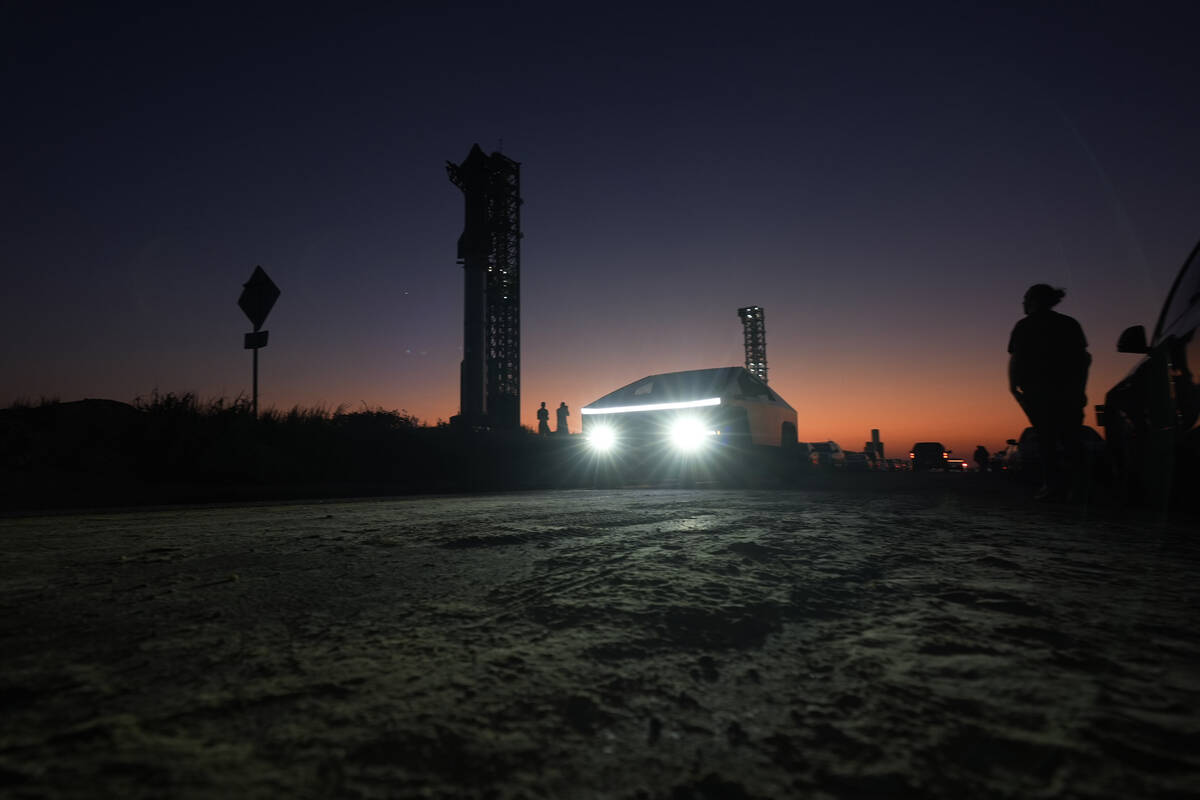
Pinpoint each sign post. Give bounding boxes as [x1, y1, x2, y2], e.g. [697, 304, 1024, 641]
[237, 266, 281, 417]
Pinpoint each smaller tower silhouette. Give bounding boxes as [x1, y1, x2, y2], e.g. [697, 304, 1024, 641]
[737, 306, 767, 384]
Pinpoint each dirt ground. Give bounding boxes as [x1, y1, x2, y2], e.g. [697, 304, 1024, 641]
[2, 476, 1198, 799]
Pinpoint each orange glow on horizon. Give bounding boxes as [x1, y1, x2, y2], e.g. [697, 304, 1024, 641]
[269, 340, 1110, 465]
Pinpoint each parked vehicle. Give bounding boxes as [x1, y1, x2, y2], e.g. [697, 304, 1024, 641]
[843, 451, 871, 471]
[1000, 428, 1039, 476]
[909, 442, 950, 471]
[582, 367, 798, 457]
[809, 441, 846, 469]
[1097, 236, 1200, 507]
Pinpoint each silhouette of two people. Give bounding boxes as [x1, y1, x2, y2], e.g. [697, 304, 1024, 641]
[537, 401, 569, 435]
[1008, 284, 1091, 501]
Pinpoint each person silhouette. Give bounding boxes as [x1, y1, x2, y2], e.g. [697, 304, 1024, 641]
[537, 402, 551, 436]
[1008, 284, 1091, 500]
[973, 445, 990, 473]
[556, 401, 569, 435]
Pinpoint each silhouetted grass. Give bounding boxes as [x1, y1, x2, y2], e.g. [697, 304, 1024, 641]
[1, 394, 834, 511]
[0, 394, 583, 509]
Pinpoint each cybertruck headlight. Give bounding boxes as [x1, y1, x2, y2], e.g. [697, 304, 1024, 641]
[587, 424, 617, 453]
[669, 416, 716, 453]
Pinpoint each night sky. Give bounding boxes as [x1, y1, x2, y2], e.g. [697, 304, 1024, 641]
[4, 3, 1198, 459]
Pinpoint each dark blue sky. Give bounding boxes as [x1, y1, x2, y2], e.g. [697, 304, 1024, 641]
[4, 2, 1198, 455]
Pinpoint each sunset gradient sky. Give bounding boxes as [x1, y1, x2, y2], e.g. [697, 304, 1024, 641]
[3, 3, 1198, 459]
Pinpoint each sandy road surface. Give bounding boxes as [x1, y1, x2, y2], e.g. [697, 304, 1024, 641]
[2, 478, 1198, 798]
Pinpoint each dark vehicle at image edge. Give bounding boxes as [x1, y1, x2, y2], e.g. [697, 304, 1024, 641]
[909, 442, 950, 471]
[1097, 236, 1200, 507]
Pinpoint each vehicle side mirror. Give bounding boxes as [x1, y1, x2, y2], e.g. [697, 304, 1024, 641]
[1116, 325, 1150, 354]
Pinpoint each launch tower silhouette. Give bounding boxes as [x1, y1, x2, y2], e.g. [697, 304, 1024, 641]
[737, 306, 767, 384]
[447, 144, 522, 429]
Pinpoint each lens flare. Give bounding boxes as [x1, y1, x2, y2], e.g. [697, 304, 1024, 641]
[669, 416, 714, 453]
[587, 425, 617, 452]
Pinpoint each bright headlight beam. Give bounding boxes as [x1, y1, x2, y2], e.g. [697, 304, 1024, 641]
[586, 425, 617, 452]
[669, 416, 716, 453]
[581, 397, 721, 415]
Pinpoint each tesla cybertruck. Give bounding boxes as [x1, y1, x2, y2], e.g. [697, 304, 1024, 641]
[581, 367, 799, 459]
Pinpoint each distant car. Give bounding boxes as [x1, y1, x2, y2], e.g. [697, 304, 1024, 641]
[843, 451, 870, 471]
[809, 441, 846, 469]
[909, 442, 950, 471]
[997, 439, 1020, 472]
[946, 458, 968, 471]
[1098, 236, 1200, 507]
[1005, 428, 1039, 475]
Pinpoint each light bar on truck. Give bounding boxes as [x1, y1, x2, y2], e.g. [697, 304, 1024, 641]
[580, 397, 722, 415]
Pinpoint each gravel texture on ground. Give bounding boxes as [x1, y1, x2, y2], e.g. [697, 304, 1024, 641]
[2, 477, 1198, 798]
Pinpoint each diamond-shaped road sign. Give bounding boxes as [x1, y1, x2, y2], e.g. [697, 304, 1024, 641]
[238, 266, 280, 332]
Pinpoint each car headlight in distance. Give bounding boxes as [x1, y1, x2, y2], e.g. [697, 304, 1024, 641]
[587, 424, 617, 453]
[669, 416, 715, 453]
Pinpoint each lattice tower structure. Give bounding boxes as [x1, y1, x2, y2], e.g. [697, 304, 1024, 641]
[484, 152, 522, 430]
[737, 306, 768, 384]
[445, 144, 522, 430]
